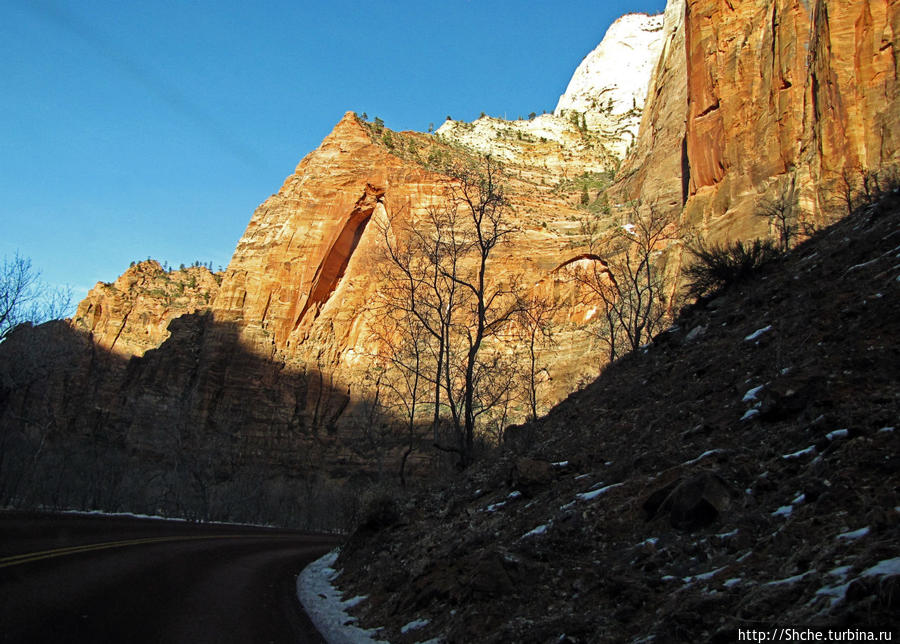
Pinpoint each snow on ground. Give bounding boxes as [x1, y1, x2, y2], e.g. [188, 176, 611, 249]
[815, 580, 851, 608]
[836, 526, 870, 541]
[766, 571, 810, 587]
[401, 619, 429, 634]
[771, 504, 794, 518]
[742, 385, 765, 402]
[576, 482, 623, 501]
[682, 566, 726, 585]
[297, 549, 388, 644]
[812, 559, 900, 611]
[60, 509, 188, 522]
[683, 449, 724, 466]
[744, 325, 773, 341]
[861, 556, 900, 578]
[522, 523, 550, 539]
[782, 445, 816, 459]
[55, 508, 309, 530]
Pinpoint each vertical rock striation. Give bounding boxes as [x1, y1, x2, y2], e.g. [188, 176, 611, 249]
[617, 0, 900, 239]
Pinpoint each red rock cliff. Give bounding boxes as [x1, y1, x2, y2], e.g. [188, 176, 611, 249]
[619, 0, 900, 238]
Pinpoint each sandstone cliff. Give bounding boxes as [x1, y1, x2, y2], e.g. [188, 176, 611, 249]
[617, 0, 900, 240]
[72, 261, 220, 358]
[554, 11, 666, 153]
[212, 112, 606, 415]
[436, 10, 666, 165]
[3, 0, 899, 528]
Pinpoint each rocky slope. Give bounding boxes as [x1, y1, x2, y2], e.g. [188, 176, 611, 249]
[331, 190, 900, 643]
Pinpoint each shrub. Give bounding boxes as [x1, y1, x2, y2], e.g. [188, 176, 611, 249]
[684, 238, 780, 299]
[356, 488, 400, 533]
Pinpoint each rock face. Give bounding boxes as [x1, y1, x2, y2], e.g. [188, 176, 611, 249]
[437, 9, 666, 163]
[554, 11, 666, 153]
[213, 114, 449, 362]
[212, 113, 599, 395]
[618, 0, 900, 240]
[616, 0, 689, 214]
[72, 261, 220, 357]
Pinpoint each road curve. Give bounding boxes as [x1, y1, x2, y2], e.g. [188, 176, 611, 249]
[0, 511, 341, 643]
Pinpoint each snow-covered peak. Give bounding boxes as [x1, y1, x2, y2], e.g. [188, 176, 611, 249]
[554, 12, 665, 120]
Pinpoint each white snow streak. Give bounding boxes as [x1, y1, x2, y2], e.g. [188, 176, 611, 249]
[782, 445, 816, 459]
[522, 524, 550, 539]
[744, 325, 773, 341]
[772, 505, 793, 518]
[297, 550, 388, 644]
[766, 571, 810, 586]
[401, 619, 430, 634]
[862, 557, 900, 578]
[836, 526, 870, 541]
[576, 483, 623, 501]
[683, 449, 723, 466]
[742, 385, 765, 402]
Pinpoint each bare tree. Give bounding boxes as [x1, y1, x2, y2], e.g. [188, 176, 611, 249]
[375, 198, 460, 464]
[441, 156, 522, 465]
[363, 302, 431, 487]
[574, 201, 680, 361]
[513, 293, 559, 422]
[757, 193, 797, 252]
[1, 253, 72, 341]
[377, 155, 520, 467]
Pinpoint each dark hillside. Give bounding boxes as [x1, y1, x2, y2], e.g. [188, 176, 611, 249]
[334, 192, 900, 643]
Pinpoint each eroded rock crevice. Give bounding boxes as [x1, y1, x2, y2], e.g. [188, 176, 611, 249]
[294, 183, 385, 331]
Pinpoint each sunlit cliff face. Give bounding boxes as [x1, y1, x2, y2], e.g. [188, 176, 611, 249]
[67, 0, 900, 432]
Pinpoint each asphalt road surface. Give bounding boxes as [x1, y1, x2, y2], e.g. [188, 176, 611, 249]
[0, 511, 341, 643]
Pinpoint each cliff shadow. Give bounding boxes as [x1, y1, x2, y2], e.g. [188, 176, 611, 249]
[0, 313, 412, 530]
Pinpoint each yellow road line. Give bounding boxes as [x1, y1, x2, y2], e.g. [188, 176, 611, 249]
[0, 534, 246, 570]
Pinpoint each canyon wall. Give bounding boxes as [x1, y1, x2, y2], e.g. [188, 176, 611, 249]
[618, 0, 900, 240]
[1, 113, 606, 497]
[3, 0, 899, 521]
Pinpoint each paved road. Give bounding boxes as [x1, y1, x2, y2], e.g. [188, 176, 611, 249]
[0, 511, 341, 643]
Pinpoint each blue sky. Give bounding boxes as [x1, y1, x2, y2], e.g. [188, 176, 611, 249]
[1, 0, 666, 307]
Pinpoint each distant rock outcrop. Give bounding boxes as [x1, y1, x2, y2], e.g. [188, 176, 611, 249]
[72, 261, 220, 357]
[437, 10, 667, 163]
